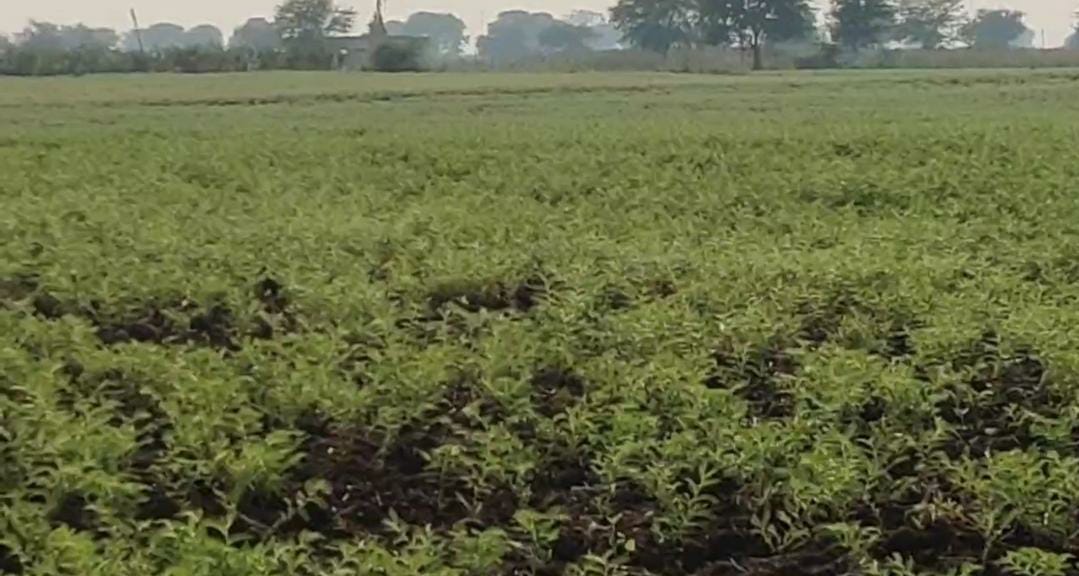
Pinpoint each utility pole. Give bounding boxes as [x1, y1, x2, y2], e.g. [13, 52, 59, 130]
[130, 8, 145, 55]
[371, 0, 387, 37]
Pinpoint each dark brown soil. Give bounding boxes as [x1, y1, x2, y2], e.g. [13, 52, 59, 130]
[31, 291, 68, 320]
[526, 452, 794, 576]
[427, 277, 546, 314]
[707, 342, 797, 419]
[858, 395, 887, 424]
[251, 276, 299, 339]
[230, 489, 312, 538]
[840, 395, 888, 441]
[881, 325, 917, 360]
[0, 545, 22, 575]
[531, 455, 595, 500]
[135, 483, 182, 521]
[15, 276, 304, 350]
[864, 513, 1073, 575]
[597, 287, 633, 312]
[697, 545, 850, 576]
[187, 479, 228, 517]
[289, 422, 470, 533]
[937, 337, 1056, 456]
[188, 304, 237, 349]
[94, 302, 185, 346]
[254, 277, 288, 314]
[90, 298, 248, 350]
[874, 521, 985, 570]
[531, 367, 586, 417]
[48, 493, 97, 533]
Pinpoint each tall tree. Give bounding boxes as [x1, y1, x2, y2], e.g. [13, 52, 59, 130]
[145, 23, 186, 50]
[960, 9, 1028, 49]
[274, 0, 356, 41]
[740, 0, 814, 69]
[610, 0, 694, 54]
[275, 0, 355, 66]
[401, 12, 467, 55]
[566, 10, 609, 28]
[124, 22, 185, 52]
[538, 21, 597, 52]
[696, 0, 741, 46]
[697, 0, 815, 69]
[19, 21, 118, 51]
[184, 24, 224, 48]
[12, 22, 120, 74]
[1071, 7, 1079, 48]
[830, 0, 897, 49]
[896, 0, 965, 48]
[477, 11, 557, 63]
[0, 34, 11, 71]
[566, 10, 623, 50]
[230, 17, 283, 51]
[1070, 8, 1079, 49]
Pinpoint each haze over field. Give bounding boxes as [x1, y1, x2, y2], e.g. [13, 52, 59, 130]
[2, 0, 1076, 46]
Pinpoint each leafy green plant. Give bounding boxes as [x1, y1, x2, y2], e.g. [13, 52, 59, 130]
[999, 548, 1074, 576]
[4, 69, 1079, 575]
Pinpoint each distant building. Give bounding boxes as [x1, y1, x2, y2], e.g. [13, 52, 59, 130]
[1010, 29, 1036, 49]
[326, 34, 431, 70]
[326, 35, 372, 69]
[326, 0, 431, 70]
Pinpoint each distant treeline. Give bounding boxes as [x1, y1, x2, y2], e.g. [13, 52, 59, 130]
[0, 0, 464, 75]
[0, 0, 623, 76]
[609, 0, 1079, 69]
[0, 19, 372, 76]
[2, 0, 1078, 76]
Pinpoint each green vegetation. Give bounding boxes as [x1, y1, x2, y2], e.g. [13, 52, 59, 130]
[4, 69, 1079, 575]
[4, 0, 1077, 76]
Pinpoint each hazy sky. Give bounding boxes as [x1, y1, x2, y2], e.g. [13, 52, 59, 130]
[2, 0, 1076, 46]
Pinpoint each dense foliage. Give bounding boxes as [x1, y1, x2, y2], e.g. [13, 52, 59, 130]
[895, 0, 966, 49]
[389, 12, 469, 56]
[370, 40, 427, 72]
[830, 0, 897, 49]
[610, 0, 815, 67]
[608, 0, 1045, 58]
[961, 10, 1031, 50]
[478, 11, 610, 64]
[274, 0, 357, 41]
[609, 0, 694, 54]
[0, 0, 1070, 76]
[4, 70, 1079, 575]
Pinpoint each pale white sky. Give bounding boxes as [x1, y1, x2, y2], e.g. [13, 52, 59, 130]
[1, 0, 1076, 46]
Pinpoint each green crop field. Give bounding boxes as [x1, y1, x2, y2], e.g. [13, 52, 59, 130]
[4, 69, 1079, 576]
